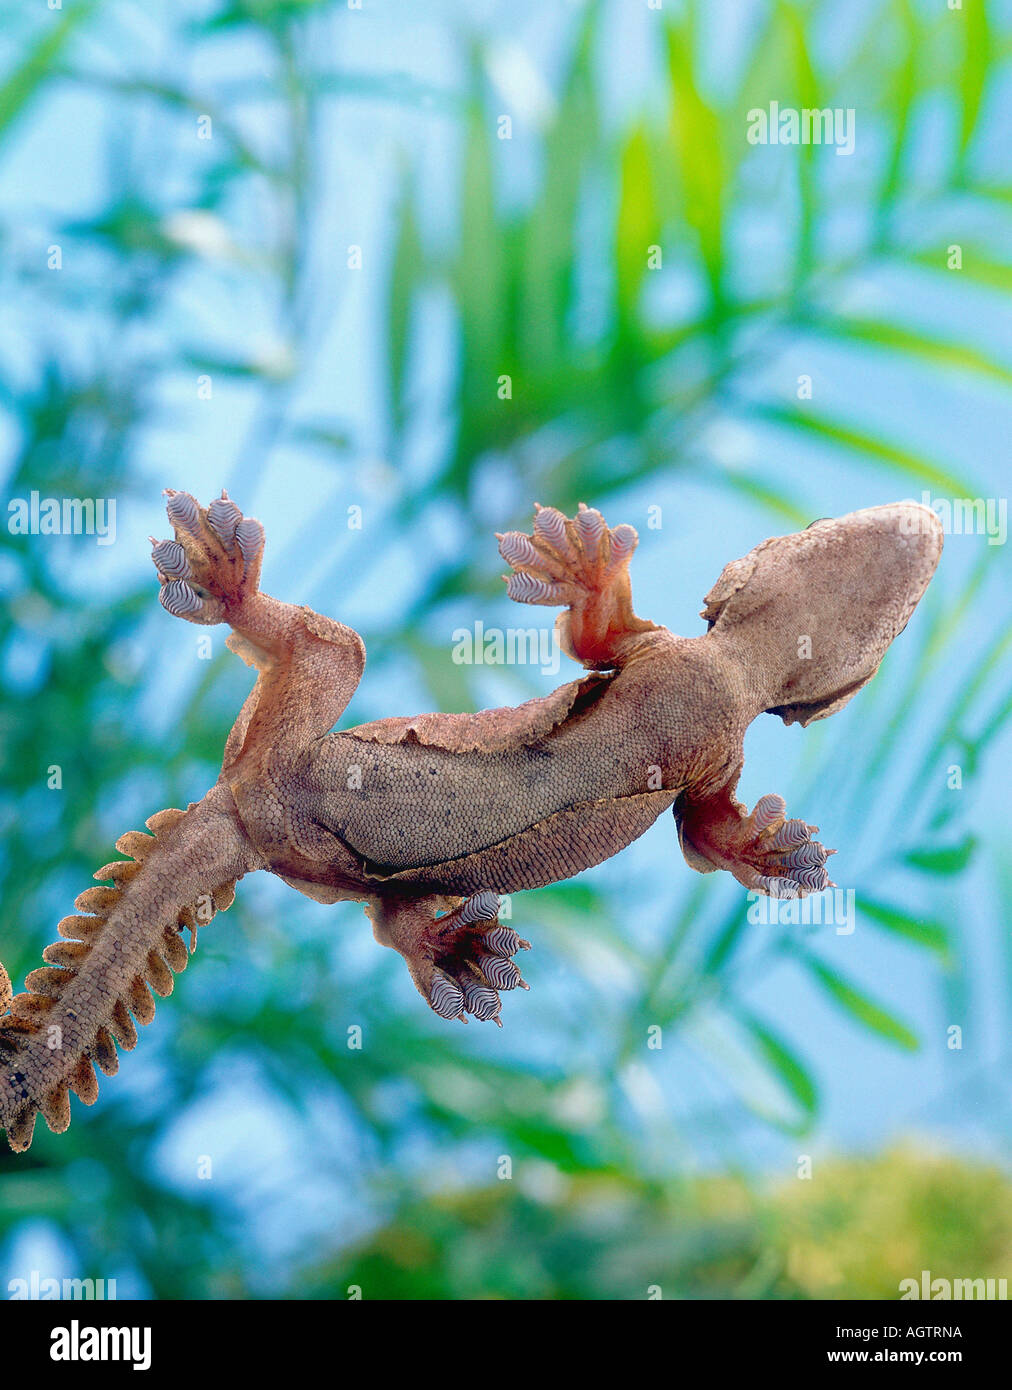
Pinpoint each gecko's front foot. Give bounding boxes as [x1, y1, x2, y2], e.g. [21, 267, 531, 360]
[742, 794, 836, 897]
[370, 891, 531, 1026]
[678, 791, 836, 899]
[497, 503, 655, 667]
[150, 489, 265, 625]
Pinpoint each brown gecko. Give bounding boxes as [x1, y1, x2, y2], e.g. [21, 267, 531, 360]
[0, 492, 942, 1150]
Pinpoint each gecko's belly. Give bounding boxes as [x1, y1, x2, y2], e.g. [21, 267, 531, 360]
[309, 733, 628, 869]
[306, 667, 697, 871]
[302, 635, 744, 874]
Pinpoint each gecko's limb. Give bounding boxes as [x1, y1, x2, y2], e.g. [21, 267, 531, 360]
[151, 489, 365, 761]
[497, 504, 657, 668]
[675, 787, 836, 899]
[368, 891, 530, 1026]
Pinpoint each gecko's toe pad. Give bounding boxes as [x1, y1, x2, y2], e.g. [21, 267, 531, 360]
[427, 891, 531, 1026]
[746, 795, 836, 897]
[151, 490, 265, 624]
[498, 504, 638, 609]
[497, 503, 652, 665]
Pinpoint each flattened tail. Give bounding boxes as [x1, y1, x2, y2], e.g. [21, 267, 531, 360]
[0, 786, 251, 1152]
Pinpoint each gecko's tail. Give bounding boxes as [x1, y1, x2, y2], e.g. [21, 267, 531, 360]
[0, 784, 252, 1152]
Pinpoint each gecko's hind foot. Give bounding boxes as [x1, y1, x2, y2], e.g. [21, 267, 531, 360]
[374, 890, 530, 1026]
[741, 794, 836, 898]
[427, 891, 531, 1026]
[497, 504, 654, 667]
[151, 489, 265, 625]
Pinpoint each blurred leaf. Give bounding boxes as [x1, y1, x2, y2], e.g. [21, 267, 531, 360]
[815, 315, 1012, 389]
[519, 11, 597, 371]
[750, 402, 977, 494]
[901, 837, 977, 877]
[0, 1, 97, 144]
[67, 198, 183, 261]
[803, 956, 920, 1050]
[736, 1008, 819, 1122]
[778, 1, 819, 279]
[872, 0, 917, 243]
[199, 0, 329, 34]
[404, 634, 476, 712]
[665, 22, 725, 316]
[906, 247, 1012, 293]
[616, 125, 657, 329]
[858, 896, 950, 953]
[388, 182, 423, 430]
[714, 469, 812, 527]
[700, 902, 750, 978]
[957, 0, 991, 158]
[904, 625, 1012, 822]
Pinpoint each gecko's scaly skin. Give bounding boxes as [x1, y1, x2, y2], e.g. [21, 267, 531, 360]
[0, 491, 942, 1149]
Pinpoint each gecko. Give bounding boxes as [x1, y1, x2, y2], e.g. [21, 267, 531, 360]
[0, 491, 942, 1150]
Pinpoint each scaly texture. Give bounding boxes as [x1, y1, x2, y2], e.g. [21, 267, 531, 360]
[0, 784, 255, 1150]
[0, 491, 942, 1149]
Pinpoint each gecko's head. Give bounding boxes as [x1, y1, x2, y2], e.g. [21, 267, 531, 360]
[701, 501, 943, 726]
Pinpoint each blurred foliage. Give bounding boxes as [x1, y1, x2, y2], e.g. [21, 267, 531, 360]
[307, 1148, 1012, 1299]
[0, 0, 1010, 1297]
